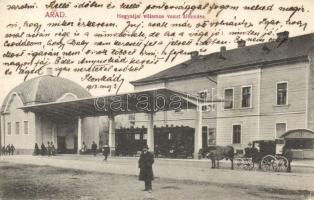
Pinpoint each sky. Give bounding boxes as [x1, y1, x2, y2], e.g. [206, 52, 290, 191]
[0, 0, 313, 106]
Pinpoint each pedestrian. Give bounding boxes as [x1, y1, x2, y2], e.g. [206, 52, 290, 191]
[91, 141, 98, 156]
[138, 145, 154, 192]
[51, 142, 56, 156]
[47, 141, 51, 156]
[41, 143, 47, 156]
[80, 142, 87, 154]
[1, 146, 5, 156]
[283, 146, 293, 172]
[6, 144, 10, 155]
[102, 144, 110, 161]
[33, 143, 40, 155]
[10, 144, 15, 155]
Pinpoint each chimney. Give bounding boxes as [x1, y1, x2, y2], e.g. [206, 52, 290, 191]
[46, 67, 53, 76]
[277, 31, 289, 40]
[237, 39, 246, 48]
[190, 51, 199, 60]
[220, 46, 226, 58]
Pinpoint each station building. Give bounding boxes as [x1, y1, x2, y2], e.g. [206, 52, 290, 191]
[1, 31, 314, 158]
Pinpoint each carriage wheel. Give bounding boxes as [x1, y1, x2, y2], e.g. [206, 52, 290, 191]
[234, 158, 243, 169]
[243, 158, 254, 170]
[261, 155, 276, 171]
[274, 156, 288, 172]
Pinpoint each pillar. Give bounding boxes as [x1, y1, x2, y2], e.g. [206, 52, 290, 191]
[194, 107, 202, 159]
[147, 112, 154, 152]
[108, 115, 115, 156]
[94, 117, 100, 146]
[51, 123, 57, 145]
[77, 116, 82, 155]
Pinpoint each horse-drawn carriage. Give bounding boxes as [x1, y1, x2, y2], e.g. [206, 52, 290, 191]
[234, 139, 292, 172]
[199, 138, 292, 172]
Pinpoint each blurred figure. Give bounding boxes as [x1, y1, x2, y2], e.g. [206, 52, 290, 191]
[80, 142, 87, 154]
[51, 142, 56, 156]
[33, 143, 40, 155]
[41, 143, 47, 156]
[1, 146, 5, 156]
[10, 144, 15, 155]
[283, 146, 293, 173]
[91, 141, 98, 156]
[102, 144, 110, 161]
[47, 141, 51, 156]
[6, 144, 10, 155]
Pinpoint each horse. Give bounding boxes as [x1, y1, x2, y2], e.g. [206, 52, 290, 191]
[206, 146, 234, 170]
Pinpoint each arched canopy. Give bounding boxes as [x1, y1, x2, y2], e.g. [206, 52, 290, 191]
[280, 129, 314, 139]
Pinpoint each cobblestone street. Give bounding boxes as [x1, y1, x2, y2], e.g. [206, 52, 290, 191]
[0, 155, 313, 199]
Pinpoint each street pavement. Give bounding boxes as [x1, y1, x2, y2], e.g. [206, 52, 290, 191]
[1, 154, 314, 192]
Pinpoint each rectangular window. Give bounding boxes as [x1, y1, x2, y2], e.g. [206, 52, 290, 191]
[7, 122, 11, 135]
[276, 123, 286, 138]
[233, 125, 241, 144]
[24, 121, 29, 134]
[277, 82, 287, 105]
[15, 122, 20, 135]
[242, 86, 251, 108]
[224, 89, 234, 109]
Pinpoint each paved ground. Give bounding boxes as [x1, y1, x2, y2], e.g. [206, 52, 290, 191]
[0, 162, 311, 200]
[1, 155, 314, 193]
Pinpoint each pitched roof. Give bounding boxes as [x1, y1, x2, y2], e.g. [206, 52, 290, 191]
[1, 75, 91, 112]
[131, 33, 314, 85]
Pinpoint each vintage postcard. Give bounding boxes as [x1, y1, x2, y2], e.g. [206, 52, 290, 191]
[0, 0, 313, 199]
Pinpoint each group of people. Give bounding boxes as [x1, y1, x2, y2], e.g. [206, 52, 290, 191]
[33, 142, 56, 156]
[79, 141, 110, 161]
[0, 144, 15, 156]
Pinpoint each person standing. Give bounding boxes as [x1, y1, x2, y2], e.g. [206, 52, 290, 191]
[80, 142, 87, 154]
[283, 145, 293, 172]
[138, 145, 154, 192]
[47, 141, 51, 156]
[6, 144, 10, 155]
[10, 144, 15, 155]
[33, 143, 40, 155]
[50, 142, 56, 156]
[41, 143, 47, 156]
[102, 144, 110, 161]
[91, 141, 98, 156]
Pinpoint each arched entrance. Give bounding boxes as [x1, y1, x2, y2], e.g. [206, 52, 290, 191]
[280, 129, 314, 159]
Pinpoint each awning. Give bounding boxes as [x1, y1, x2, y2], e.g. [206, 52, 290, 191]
[19, 88, 221, 121]
[280, 129, 314, 139]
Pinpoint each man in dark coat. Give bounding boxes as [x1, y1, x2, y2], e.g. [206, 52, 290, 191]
[91, 141, 98, 156]
[138, 145, 154, 192]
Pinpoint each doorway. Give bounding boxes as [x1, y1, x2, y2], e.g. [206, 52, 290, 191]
[57, 136, 66, 153]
